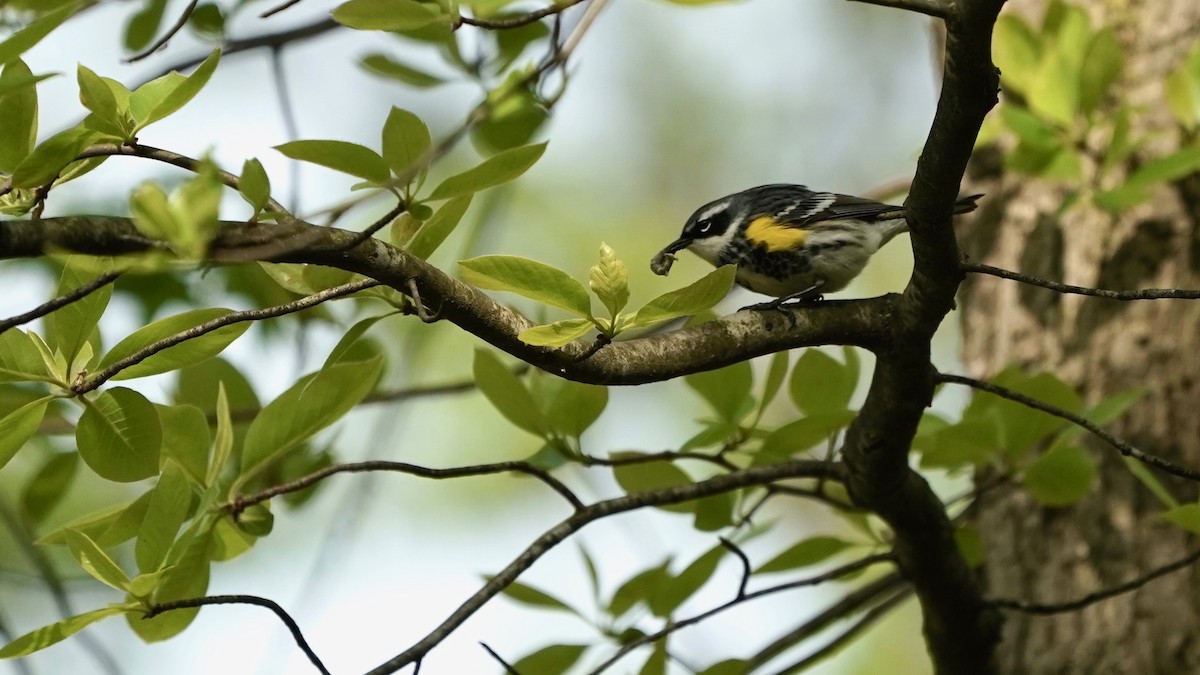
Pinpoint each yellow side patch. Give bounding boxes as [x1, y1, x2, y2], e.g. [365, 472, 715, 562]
[744, 216, 807, 252]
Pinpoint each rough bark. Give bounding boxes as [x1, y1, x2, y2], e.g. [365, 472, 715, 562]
[962, 1, 1200, 672]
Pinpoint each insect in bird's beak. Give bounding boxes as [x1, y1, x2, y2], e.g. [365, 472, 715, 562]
[650, 238, 690, 276]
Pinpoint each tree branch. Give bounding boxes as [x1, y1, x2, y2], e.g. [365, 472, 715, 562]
[0, 271, 120, 336]
[457, 0, 586, 29]
[771, 586, 914, 673]
[989, 548, 1200, 615]
[0, 216, 892, 385]
[142, 18, 340, 81]
[588, 553, 895, 674]
[144, 594, 329, 675]
[963, 262, 1200, 300]
[363, 459, 844, 674]
[936, 372, 1200, 482]
[125, 0, 200, 62]
[844, 0, 951, 20]
[231, 459, 585, 512]
[73, 278, 378, 394]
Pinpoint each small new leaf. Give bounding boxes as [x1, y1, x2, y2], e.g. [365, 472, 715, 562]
[633, 265, 735, 326]
[589, 242, 630, 318]
[518, 318, 594, 347]
[428, 142, 546, 200]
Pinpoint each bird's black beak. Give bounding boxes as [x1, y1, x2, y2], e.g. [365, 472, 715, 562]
[650, 237, 690, 276]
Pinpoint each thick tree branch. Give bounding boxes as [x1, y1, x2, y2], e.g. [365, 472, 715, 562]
[0, 216, 892, 384]
[364, 459, 843, 674]
[936, 372, 1200, 482]
[845, 0, 951, 19]
[963, 262, 1200, 300]
[990, 548, 1200, 615]
[835, 0, 1006, 672]
[144, 595, 329, 675]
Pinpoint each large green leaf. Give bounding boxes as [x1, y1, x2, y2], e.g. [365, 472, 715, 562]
[612, 453, 693, 514]
[790, 348, 857, 414]
[135, 461, 192, 573]
[129, 49, 220, 131]
[428, 142, 546, 200]
[10, 124, 97, 188]
[129, 522, 211, 641]
[0, 3, 77, 67]
[512, 645, 588, 675]
[158, 404, 211, 486]
[685, 360, 752, 423]
[0, 59, 40, 173]
[381, 106, 431, 178]
[473, 349, 549, 437]
[274, 139, 390, 185]
[1022, 442, 1095, 506]
[76, 387, 162, 482]
[332, 0, 445, 30]
[459, 255, 591, 317]
[756, 535, 853, 573]
[0, 396, 50, 470]
[64, 529, 130, 591]
[238, 355, 382, 485]
[0, 330, 54, 383]
[98, 308, 251, 380]
[0, 606, 125, 659]
[632, 265, 736, 326]
[19, 449, 77, 523]
[407, 194, 472, 260]
[45, 257, 113, 366]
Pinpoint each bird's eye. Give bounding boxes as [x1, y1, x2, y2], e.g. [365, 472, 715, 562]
[696, 219, 712, 234]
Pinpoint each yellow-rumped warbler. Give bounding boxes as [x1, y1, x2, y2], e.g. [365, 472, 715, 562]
[651, 183, 981, 309]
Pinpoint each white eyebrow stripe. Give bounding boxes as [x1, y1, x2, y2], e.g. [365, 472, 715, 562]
[698, 201, 730, 221]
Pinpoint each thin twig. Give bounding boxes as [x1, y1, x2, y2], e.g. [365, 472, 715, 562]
[844, 0, 951, 19]
[936, 372, 1200, 482]
[457, 0, 585, 29]
[260, 0, 305, 18]
[0, 271, 121, 336]
[990, 548, 1200, 614]
[479, 642, 521, 674]
[743, 573, 907, 671]
[580, 449, 740, 472]
[768, 587, 913, 675]
[269, 46, 302, 214]
[364, 459, 844, 674]
[74, 279, 377, 394]
[587, 554, 895, 674]
[144, 17, 339, 80]
[75, 143, 288, 213]
[964, 263, 1200, 300]
[125, 0, 201, 62]
[144, 595, 330, 675]
[571, 333, 610, 363]
[339, 199, 408, 251]
[718, 537, 752, 599]
[231, 458, 585, 512]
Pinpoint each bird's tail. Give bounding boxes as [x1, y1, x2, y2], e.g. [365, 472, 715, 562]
[953, 194, 984, 215]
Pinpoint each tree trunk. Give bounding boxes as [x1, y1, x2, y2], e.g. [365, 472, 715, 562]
[961, 1, 1200, 672]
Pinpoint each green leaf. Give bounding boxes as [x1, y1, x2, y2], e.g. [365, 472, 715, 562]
[758, 351, 790, 415]
[1126, 147, 1200, 189]
[45, 257, 113, 365]
[1022, 443, 1095, 506]
[498, 581, 578, 613]
[428, 142, 546, 200]
[14, 126, 98, 191]
[632, 265, 736, 326]
[1028, 50, 1079, 127]
[1079, 28, 1121, 114]
[136, 461, 192, 573]
[546, 380, 608, 438]
[0, 59, 40, 173]
[659, 544, 724, 615]
[459, 255, 591, 317]
[76, 387, 162, 482]
[0, 330, 54, 383]
[129, 49, 220, 131]
[188, 3, 225, 37]
[0, 606, 124, 659]
[208, 384, 234, 487]
[158, 404, 210, 486]
[790, 349, 856, 414]
[700, 660, 752, 675]
[986, 369, 1080, 455]
[274, 139, 391, 185]
[1123, 456, 1178, 510]
[238, 158, 270, 213]
[473, 349, 550, 437]
[381, 106, 431, 179]
[360, 53, 444, 87]
[756, 535, 853, 573]
[640, 640, 668, 675]
[0, 396, 50, 470]
[0, 3, 77, 67]
[332, 0, 444, 30]
[512, 644, 588, 675]
[129, 522, 211, 641]
[1081, 388, 1145, 428]
[125, 0, 167, 51]
[992, 14, 1040, 95]
[259, 262, 355, 295]
[20, 450, 78, 524]
[918, 417, 1001, 470]
[64, 529, 130, 591]
[408, 194, 472, 260]
[692, 490, 735, 532]
[1166, 61, 1200, 129]
[518, 318, 594, 347]
[685, 360, 753, 423]
[612, 453, 693, 514]
[955, 525, 984, 568]
[609, 561, 671, 617]
[1161, 503, 1200, 535]
[98, 308, 251, 380]
[756, 411, 855, 463]
[999, 104, 1060, 149]
[77, 65, 127, 137]
[239, 355, 382, 485]
[589, 242, 630, 318]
